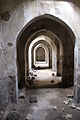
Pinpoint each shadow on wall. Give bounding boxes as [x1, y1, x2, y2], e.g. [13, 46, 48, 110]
[0, 0, 26, 14]
[0, 0, 80, 14]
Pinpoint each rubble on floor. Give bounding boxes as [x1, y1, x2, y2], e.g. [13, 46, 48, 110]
[0, 110, 4, 120]
[32, 77, 35, 80]
[18, 88, 25, 99]
[61, 108, 64, 112]
[63, 100, 69, 105]
[52, 73, 55, 76]
[25, 114, 32, 120]
[70, 103, 76, 109]
[53, 105, 57, 110]
[2, 88, 80, 120]
[63, 94, 80, 112]
[19, 92, 25, 99]
[6, 111, 19, 120]
[0, 110, 4, 115]
[29, 96, 37, 103]
[67, 94, 74, 99]
[51, 80, 54, 83]
[64, 114, 72, 120]
[34, 74, 37, 77]
[76, 107, 80, 111]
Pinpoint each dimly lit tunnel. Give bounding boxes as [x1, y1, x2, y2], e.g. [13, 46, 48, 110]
[17, 14, 75, 89]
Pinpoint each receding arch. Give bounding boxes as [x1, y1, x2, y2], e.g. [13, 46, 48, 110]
[16, 14, 75, 88]
[35, 46, 46, 62]
[26, 30, 63, 78]
[27, 34, 57, 73]
[31, 40, 52, 70]
[34, 44, 49, 68]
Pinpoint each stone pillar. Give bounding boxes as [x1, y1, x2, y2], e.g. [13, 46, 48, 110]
[62, 46, 74, 87]
[74, 42, 80, 103]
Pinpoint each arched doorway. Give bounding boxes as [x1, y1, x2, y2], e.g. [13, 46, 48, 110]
[16, 14, 75, 88]
[32, 40, 52, 69]
[34, 44, 49, 68]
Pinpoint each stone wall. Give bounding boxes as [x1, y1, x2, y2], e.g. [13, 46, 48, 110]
[0, 0, 80, 111]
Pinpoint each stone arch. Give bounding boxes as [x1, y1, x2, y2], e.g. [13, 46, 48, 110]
[27, 34, 57, 74]
[16, 14, 75, 88]
[25, 33, 58, 83]
[27, 30, 63, 77]
[34, 44, 49, 68]
[35, 45, 46, 62]
[31, 40, 52, 70]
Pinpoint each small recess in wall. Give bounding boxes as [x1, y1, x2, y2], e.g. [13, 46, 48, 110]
[1, 11, 10, 21]
[7, 43, 13, 47]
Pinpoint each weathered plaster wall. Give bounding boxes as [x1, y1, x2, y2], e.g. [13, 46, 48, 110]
[32, 41, 51, 69]
[0, 0, 80, 109]
[1, 0, 80, 80]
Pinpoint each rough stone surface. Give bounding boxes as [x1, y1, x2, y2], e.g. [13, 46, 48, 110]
[25, 114, 32, 120]
[6, 111, 19, 120]
[29, 96, 37, 103]
[0, 0, 80, 114]
[67, 94, 74, 98]
[19, 93, 25, 99]
[76, 107, 80, 111]
[53, 105, 57, 110]
[63, 100, 69, 105]
[14, 88, 80, 120]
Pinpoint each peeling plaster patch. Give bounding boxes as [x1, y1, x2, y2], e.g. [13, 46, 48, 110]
[49, 1, 76, 36]
[1, 11, 10, 21]
[7, 42, 13, 47]
[39, 2, 50, 15]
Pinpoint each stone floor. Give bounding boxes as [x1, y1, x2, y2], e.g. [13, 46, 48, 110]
[33, 69, 57, 81]
[29, 69, 62, 88]
[17, 87, 80, 120]
[2, 70, 80, 120]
